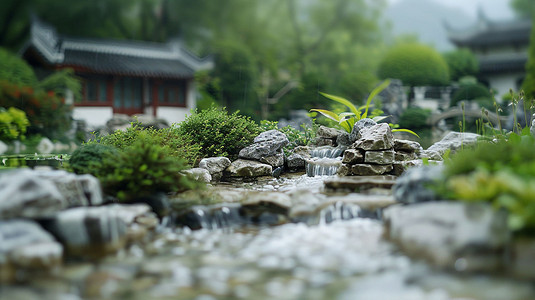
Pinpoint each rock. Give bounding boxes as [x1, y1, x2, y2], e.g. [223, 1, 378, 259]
[182, 168, 212, 183]
[393, 139, 423, 153]
[353, 123, 394, 151]
[337, 164, 351, 176]
[336, 132, 352, 146]
[34, 169, 98, 206]
[392, 165, 444, 204]
[384, 202, 510, 272]
[225, 159, 272, 178]
[324, 176, 397, 192]
[272, 166, 284, 178]
[0, 140, 7, 155]
[239, 130, 289, 160]
[199, 157, 232, 174]
[286, 153, 306, 170]
[422, 132, 479, 160]
[240, 192, 291, 224]
[364, 150, 395, 164]
[316, 126, 342, 139]
[512, 238, 535, 280]
[531, 113, 535, 137]
[259, 151, 284, 167]
[394, 151, 418, 161]
[75, 174, 104, 205]
[342, 149, 364, 164]
[351, 164, 393, 176]
[323, 194, 396, 212]
[44, 206, 128, 258]
[0, 220, 63, 282]
[36, 138, 54, 154]
[350, 118, 377, 142]
[313, 137, 335, 147]
[0, 169, 67, 219]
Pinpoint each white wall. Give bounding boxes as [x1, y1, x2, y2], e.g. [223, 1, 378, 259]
[486, 72, 524, 100]
[156, 107, 191, 125]
[72, 107, 113, 128]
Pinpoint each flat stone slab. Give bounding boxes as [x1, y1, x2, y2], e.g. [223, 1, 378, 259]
[324, 176, 397, 192]
[323, 194, 396, 211]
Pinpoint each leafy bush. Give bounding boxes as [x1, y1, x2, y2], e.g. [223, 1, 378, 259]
[260, 120, 318, 153]
[0, 48, 37, 87]
[93, 133, 201, 202]
[0, 107, 30, 140]
[175, 106, 261, 160]
[0, 80, 73, 140]
[444, 48, 479, 82]
[68, 143, 118, 175]
[378, 43, 450, 86]
[439, 133, 535, 233]
[399, 107, 431, 130]
[88, 121, 202, 166]
[450, 82, 493, 108]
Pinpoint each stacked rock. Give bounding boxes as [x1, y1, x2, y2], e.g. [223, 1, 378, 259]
[337, 119, 423, 176]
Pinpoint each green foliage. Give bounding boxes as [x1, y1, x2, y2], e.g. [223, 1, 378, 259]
[0, 48, 37, 86]
[260, 120, 318, 153]
[0, 107, 30, 141]
[175, 106, 261, 160]
[68, 143, 117, 175]
[0, 80, 72, 140]
[88, 121, 202, 166]
[521, 18, 535, 100]
[439, 134, 535, 233]
[511, 0, 535, 19]
[378, 43, 450, 86]
[399, 107, 431, 130]
[37, 69, 82, 102]
[444, 48, 479, 82]
[450, 82, 493, 108]
[93, 133, 200, 202]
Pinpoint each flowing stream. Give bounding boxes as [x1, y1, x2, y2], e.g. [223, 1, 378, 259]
[305, 146, 345, 177]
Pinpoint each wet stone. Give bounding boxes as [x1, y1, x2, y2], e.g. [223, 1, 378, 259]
[364, 150, 395, 164]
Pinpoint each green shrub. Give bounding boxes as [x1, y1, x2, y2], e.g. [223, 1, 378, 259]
[68, 143, 118, 174]
[0, 48, 37, 87]
[175, 106, 261, 160]
[88, 122, 202, 166]
[0, 107, 30, 141]
[260, 120, 318, 153]
[439, 133, 535, 233]
[94, 133, 201, 202]
[444, 48, 479, 82]
[378, 43, 449, 86]
[399, 107, 431, 130]
[451, 82, 493, 108]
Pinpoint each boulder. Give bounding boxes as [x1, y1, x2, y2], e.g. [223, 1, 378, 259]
[182, 168, 212, 183]
[421, 132, 479, 160]
[384, 202, 509, 272]
[324, 176, 397, 192]
[316, 126, 342, 139]
[286, 153, 306, 170]
[393, 139, 423, 153]
[34, 169, 101, 206]
[259, 151, 284, 167]
[225, 159, 272, 178]
[392, 165, 444, 204]
[364, 150, 395, 164]
[349, 118, 377, 142]
[0, 220, 63, 282]
[239, 130, 289, 160]
[199, 157, 232, 174]
[353, 123, 394, 151]
[394, 151, 418, 162]
[336, 132, 352, 146]
[44, 206, 129, 258]
[351, 164, 393, 176]
[342, 149, 364, 164]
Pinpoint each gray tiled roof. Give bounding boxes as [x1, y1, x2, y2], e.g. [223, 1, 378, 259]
[447, 16, 532, 47]
[23, 16, 212, 78]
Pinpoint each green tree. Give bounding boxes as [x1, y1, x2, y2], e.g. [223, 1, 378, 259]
[521, 18, 535, 100]
[444, 48, 479, 82]
[378, 43, 450, 86]
[511, 0, 535, 19]
[0, 47, 37, 86]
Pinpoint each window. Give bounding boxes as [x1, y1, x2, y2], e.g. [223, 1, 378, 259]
[83, 77, 107, 102]
[113, 77, 143, 109]
[153, 80, 186, 106]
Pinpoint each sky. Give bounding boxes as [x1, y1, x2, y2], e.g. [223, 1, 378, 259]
[388, 0, 515, 19]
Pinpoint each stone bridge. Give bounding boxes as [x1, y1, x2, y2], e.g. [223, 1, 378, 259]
[426, 107, 507, 126]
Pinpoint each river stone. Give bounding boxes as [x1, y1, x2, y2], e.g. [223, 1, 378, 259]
[182, 168, 211, 183]
[316, 126, 342, 139]
[342, 149, 364, 164]
[286, 153, 306, 170]
[392, 165, 444, 204]
[421, 132, 479, 160]
[364, 150, 395, 164]
[393, 139, 423, 153]
[199, 157, 232, 174]
[45, 206, 128, 258]
[225, 159, 272, 178]
[0, 169, 67, 219]
[353, 123, 394, 151]
[259, 151, 284, 167]
[351, 164, 393, 176]
[0, 220, 63, 282]
[384, 202, 509, 272]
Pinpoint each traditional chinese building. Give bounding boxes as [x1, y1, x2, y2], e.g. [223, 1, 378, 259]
[20, 17, 213, 128]
[446, 10, 532, 98]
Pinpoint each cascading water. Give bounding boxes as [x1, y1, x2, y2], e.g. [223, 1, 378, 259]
[305, 146, 345, 177]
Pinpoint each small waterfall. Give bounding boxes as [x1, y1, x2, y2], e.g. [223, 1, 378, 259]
[173, 204, 243, 230]
[318, 201, 361, 225]
[306, 146, 345, 177]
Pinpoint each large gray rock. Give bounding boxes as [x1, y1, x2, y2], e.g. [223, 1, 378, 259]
[342, 149, 364, 164]
[199, 157, 232, 174]
[353, 123, 394, 151]
[0, 220, 63, 282]
[286, 153, 306, 170]
[44, 206, 129, 258]
[392, 165, 444, 204]
[259, 151, 285, 167]
[35, 169, 102, 206]
[225, 159, 272, 178]
[422, 132, 479, 160]
[349, 118, 377, 142]
[316, 126, 342, 139]
[394, 139, 423, 153]
[182, 168, 212, 183]
[239, 130, 289, 160]
[364, 150, 395, 164]
[351, 164, 393, 176]
[384, 202, 510, 272]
